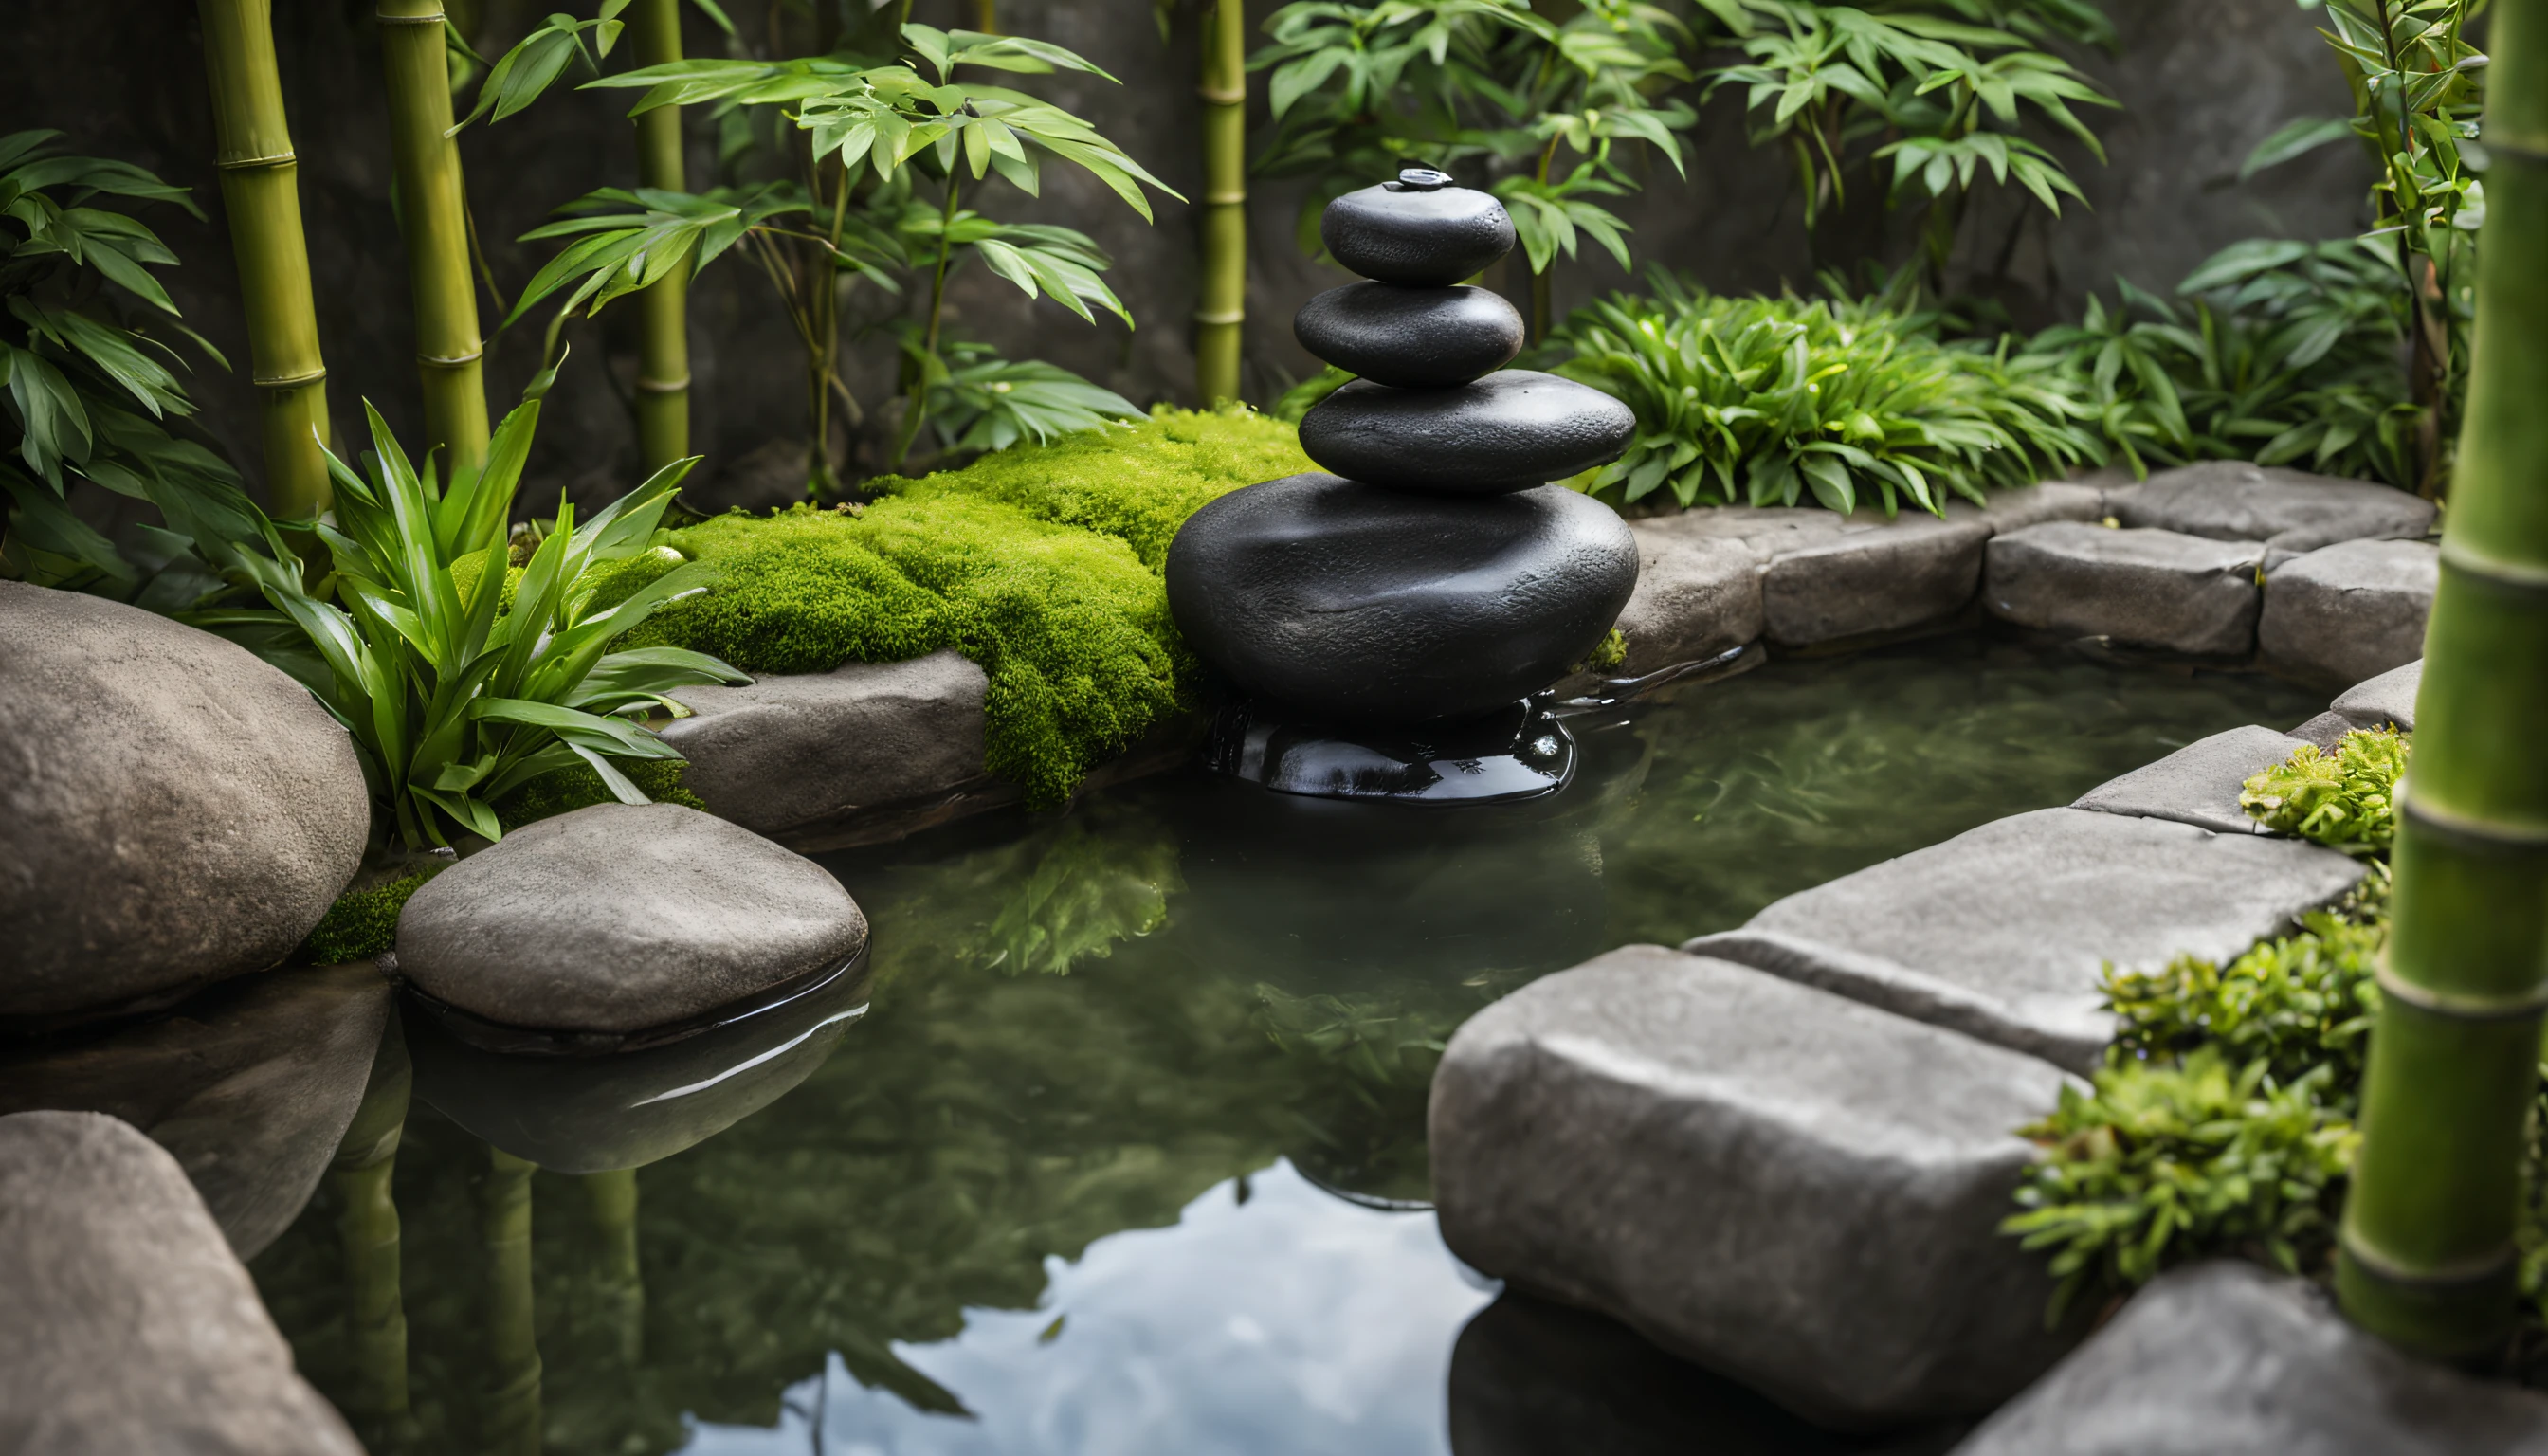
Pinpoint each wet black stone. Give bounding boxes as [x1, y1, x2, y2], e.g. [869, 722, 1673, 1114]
[1294, 282, 1524, 388]
[1299, 372, 1636, 494]
[1322, 180, 1517, 285]
[1164, 472, 1640, 723]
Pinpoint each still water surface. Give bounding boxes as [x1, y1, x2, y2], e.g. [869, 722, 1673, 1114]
[254, 634, 2322, 1455]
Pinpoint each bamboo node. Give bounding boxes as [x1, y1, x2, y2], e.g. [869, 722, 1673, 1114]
[636, 374, 693, 394]
[417, 350, 485, 369]
[2439, 540, 2548, 596]
[373, 9, 448, 23]
[2374, 956, 2548, 1022]
[254, 366, 331, 390]
[216, 151, 300, 173]
[2397, 783, 2548, 853]
[2340, 1226, 2519, 1287]
[1197, 85, 1247, 105]
[1205, 189, 1248, 206]
[1193, 309, 1246, 326]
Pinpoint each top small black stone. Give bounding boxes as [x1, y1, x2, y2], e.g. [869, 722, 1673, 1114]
[1322, 169, 1517, 286]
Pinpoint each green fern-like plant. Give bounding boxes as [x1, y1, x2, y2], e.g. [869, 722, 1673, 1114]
[2239, 726, 2409, 854]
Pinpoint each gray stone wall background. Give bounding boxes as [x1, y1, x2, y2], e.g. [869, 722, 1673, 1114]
[2, 0, 2367, 510]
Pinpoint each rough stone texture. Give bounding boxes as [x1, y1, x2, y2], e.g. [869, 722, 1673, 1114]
[2290, 711, 2361, 751]
[2071, 725, 2308, 837]
[660, 650, 990, 840]
[1985, 522, 2266, 656]
[397, 803, 868, 1034]
[1954, 1262, 2548, 1455]
[0, 964, 391, 1259]
[1685, 809, 2366, 1072]
[1611, 526, 1766, 676]
[1293, 282, 1523, 388]
[410, 956, 869, 1173]
[2333, 659, 2422, 732]
[0, 1110, 363, 1455]
[1945, 482, 2108, 536]
[1165, 474, 1639, 723]
[1320, 178, 1517, 285]
[1432, 946, 2079, 1429]
[2259, 538, 2438, 687]
[1298, 372, 1636, 494]
[0, 581, 369, 1024]
[1760, 515, 1992, 646]
[2105, 463, 2435, 566]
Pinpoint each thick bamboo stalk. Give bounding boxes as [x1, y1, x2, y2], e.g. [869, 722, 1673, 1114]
[480, 1146, 543, 1456]
[198, 0, 334, 519]
[2337, 0, 2548, 1358]
[378, 0, 490, 477]
[327, 1029, 413, 1424]
[1194, 0, 1247, 406]
[583, 1168, 645, 1362]
[630, 0, 690, 472]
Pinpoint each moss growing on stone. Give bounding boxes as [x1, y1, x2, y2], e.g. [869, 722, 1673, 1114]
[497, 756, 704, 830]
[296, 872, 432, 964]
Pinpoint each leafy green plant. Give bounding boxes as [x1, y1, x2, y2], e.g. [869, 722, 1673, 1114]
[1251, 0, 1697, 337]
[195, 398, 748, 851]
[1542, 271, 2103, 515]
[2106, 900, 2387, 1084]
[0, 130, 259, 604]
[2239, 726, 2409, 853]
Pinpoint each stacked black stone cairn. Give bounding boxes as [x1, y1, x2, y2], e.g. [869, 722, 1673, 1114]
[1165, 169, 1640, 805]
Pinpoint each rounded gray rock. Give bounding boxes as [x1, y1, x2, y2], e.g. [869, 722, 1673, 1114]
[1294, 282, 1524, 388]
[395, 803, 867, 1035]
[1164, 473, 1640, 723]
[1298, 372, 1637, 495]
[0, 581, 369, 1023]
[1321, 178, 1517, 285]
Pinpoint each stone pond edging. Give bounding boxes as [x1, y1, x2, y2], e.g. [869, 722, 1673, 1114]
[659, 463, 2437, 851]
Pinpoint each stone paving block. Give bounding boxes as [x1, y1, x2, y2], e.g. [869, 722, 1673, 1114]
[1946, 482, 2106, 535]
[1954, 1262, 2548, 1455]
[2290, 711, 2360, 750]
[1685, 809, 2364, 1072]
[1760, 514, 1992, 646]
[2105, 462, 2434, 564]
[2071, 724, 2305, 837]
[1985, 522, 2265, 656]
[1431, 945, 2079, 1429]
[2260, 539, 2437, 688]
[1612, 525, 1766, 675]
[2333, 659, 2422, 732]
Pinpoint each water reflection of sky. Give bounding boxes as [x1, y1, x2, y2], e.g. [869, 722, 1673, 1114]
[680, 1160, 1498, 1456]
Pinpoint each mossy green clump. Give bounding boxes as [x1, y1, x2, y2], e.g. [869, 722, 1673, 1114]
[612, 410, 1312, 806]
[296, 872, 433, 964]
[2240, 726, 2409, 853]
[497, 755, 705, 830]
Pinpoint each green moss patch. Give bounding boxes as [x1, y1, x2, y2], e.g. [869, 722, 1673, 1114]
[296, 871, 434, 965]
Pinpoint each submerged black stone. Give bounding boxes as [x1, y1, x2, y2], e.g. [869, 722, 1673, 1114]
[1321, 171, 1518, 286]
[1164, 473, 1639, 724]
[1299, 372, 1636, 494]
[1295, 282, 1524, 389]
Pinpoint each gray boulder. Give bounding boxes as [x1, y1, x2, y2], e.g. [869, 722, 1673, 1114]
[1610, 526, 1764, 676]
[1954, 1261, 2548, 1455]
[2071, 725, 2307, 836]
[2105, 463, 2435, 564]
[1985, 522, 2264, 656]
[1432, 946, 2079, 1429]
[396, 803, 867, 1036]
[662, 650, 990, 840]
[2333, 659, 2421, 732]
[0, 963, 391, 1258]
[0, 582, 368, 1024]
[1686, 809, 2365, 1072]
[2260, 539, 2437, 688]
[0, 1110, 363, 1454]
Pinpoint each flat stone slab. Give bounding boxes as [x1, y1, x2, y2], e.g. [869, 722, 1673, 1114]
[0, 1110, 363, 1454]
[2105, 463, 2435, 565]
[2071, 724, 2306, 837]
[0, 963, 391, 1259]
[1986, 522, 2264, 656]
[2261, 539, 2437, 688]
[1946, 482, 2107, 536]
[396, 803, 868, 1036]
[0, 582, 368, 1025]
[1610, 526, 1765, 676]
[2333, 659, 2421, 732]
[1432, 946, 2078, 1428]
[1954, 1261, 2548, 1455]
[1637, 505, 1990, 646]
[1686, 808, 2365, 1072]
[662, 649, 990, 841]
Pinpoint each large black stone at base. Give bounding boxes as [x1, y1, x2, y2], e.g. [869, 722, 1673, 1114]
[1299, 373, 1636, 494]
[1164, 472, 1640, 723]
[1295, 282, 1524, 388]
[1322, 179, 1518, 285]
[1203, 697, 1574, 804]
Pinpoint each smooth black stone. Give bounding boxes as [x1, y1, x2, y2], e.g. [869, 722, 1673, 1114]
[1322, 181, 1517, 285]
[1299, 372, 1637, 495]
[1202, 698, 1574, 805]
[1295, 282, 1524, 389]
[1164, 473, 1640, 724]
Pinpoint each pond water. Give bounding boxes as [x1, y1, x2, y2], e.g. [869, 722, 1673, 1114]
[252, 633, 2323, 1456]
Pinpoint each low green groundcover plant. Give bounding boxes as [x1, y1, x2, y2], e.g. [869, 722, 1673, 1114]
[2238, 724, 2408, 855]
[295, 870, 433, 965]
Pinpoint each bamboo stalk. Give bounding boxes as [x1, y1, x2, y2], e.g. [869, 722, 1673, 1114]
[1194, 0, 1247, 406]
[328, 1028, 413, 1425]
[480, 1146, 543, 1456]
[2337, 0, 2548, 1358]
[198, 0, 333, 519]
[630, 0, 691, 472]
[378, 0, 490, 477]
[583, 1169, 645, 1363]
